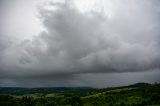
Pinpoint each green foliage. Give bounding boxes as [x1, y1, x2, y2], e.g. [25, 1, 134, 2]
[0, 83, 160, 106]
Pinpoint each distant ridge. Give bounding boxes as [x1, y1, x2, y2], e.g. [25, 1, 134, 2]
[0, 87, 94, 95]
[0, 82, 159, 95]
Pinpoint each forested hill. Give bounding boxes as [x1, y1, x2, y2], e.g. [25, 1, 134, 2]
[0, 83, 160, 106]
[0, 82, 151, 95]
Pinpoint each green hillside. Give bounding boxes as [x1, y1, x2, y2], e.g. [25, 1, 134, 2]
[0, 83, 160, 106]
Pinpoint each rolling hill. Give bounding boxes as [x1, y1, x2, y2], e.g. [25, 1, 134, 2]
[0, 83, 160, 106]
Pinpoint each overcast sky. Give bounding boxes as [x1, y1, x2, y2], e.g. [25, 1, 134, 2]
[0, 0, 160, 88]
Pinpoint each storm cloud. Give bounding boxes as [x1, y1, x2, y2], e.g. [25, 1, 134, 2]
[0, 0, 160, 87]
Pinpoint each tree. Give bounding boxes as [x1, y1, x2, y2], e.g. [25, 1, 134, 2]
[71, 96, 83, 106]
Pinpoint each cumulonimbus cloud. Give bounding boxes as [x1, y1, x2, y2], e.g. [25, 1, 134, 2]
[0, 0, 160, 78]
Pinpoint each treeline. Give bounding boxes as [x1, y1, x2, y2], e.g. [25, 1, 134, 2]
[0, 83, 160, 106]
[0, 95, 82, 106]
[0, 87, 93, 95]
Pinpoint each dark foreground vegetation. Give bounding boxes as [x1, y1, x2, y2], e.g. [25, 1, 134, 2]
[0, 83, 160, 106]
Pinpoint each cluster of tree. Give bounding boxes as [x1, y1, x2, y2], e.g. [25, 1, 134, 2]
[0, 83, 160, 106]
[0, 95, 83, 106]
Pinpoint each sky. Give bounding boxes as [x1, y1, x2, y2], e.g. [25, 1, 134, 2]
[0, 0, 160, 88]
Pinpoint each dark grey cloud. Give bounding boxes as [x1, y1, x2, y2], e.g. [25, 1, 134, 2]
[0, 0, 160, 87]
